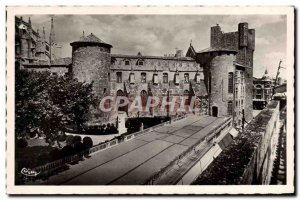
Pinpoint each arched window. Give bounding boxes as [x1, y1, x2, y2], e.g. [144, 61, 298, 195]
[116, 90, 127, 112]
[140, 90, 148, 107]
[184, 90, 190, 105]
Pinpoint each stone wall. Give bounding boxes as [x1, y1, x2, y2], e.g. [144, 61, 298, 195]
[72, 45, 111, 97]
[193, 101, 280, 185]
[209, 54, 235, 117]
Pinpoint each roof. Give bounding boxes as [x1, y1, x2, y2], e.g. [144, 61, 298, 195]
[51, 57, 72, 66]
[23, 57, 72, 67]
[111, 54, 195, 61]
[197, 47, 237, 54]
[70, 33, 112, 47]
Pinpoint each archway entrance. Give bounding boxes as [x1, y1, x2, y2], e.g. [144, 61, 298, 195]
[116, 90, 127, 112]
[212, 106, 218, 117]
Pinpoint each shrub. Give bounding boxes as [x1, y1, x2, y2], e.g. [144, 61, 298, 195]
[29, 131, 36, 138]
[66, 135, 74, 145]
[58, 133, 67, 142]
[16, 138, 28, 149]
[62, 145, 73, 157]
[49, 148, 63, 161]
[83, 137, 93, 149]
[73, 142, 84, 154]
[72, 136, 82, 144]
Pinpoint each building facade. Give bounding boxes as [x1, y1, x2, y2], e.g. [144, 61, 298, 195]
[187, 22, 255, 127]
[253, 70, 274, 109]
[16, 17, 255, 128]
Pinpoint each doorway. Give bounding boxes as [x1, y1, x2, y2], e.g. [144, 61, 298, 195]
[212, 106, 218, 117]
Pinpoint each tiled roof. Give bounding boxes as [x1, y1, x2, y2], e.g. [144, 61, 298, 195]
[23, 57, 72, 67]
[111, 54, 195, 61]
[71, 33, 112, 47]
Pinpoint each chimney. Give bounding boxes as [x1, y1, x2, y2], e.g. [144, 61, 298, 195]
[175, 50, 183, 57]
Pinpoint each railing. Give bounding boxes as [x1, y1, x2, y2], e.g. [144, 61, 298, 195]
[28, 114, 189, 177]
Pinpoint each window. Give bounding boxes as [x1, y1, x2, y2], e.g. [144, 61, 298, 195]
[235, 71, 239, 83]
[235, 87, 238, 97]
[163, 73, 168, 83]
[137, 60, 144, 66]
[241, 71, 244, 84]
[184, 73, 189, 83]
[153, 73, 158, 85]
[116, 72, 122, 83]
[125, 60, 130, 65]
[256, 95, 262, 99]
[141, 72, 146, 83]
[141, 90, 148, 107]
[241, 100, 244, 108]
[228, 72, 233, 93]
[184, 90, 190, 105]
[108, 72, 110, 82]
[130, 73, 135, 84]
[174, 72, 179, 85]
[195, 73, 201, 83]
[228, 101, 233, 115]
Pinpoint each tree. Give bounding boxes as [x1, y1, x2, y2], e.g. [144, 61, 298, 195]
[15, 70, 97, 146]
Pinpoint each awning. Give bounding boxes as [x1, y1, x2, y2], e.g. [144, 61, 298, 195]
[229, 127, 239, 138]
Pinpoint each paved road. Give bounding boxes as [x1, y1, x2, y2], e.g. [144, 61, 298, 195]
[42, 115, 227, 185]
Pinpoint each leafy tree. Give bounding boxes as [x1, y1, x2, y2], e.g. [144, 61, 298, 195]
[15, 70, 97, 146]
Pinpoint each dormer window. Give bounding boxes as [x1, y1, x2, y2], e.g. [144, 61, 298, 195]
[137, 61, 144, 66]
[184, 73, 189, 83]
[125, 60, 130, 65]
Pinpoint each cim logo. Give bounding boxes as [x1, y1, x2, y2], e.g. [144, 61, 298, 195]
[21, 168, 40, 177]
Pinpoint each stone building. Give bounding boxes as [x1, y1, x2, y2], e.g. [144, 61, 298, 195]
[253, 69, 274, 109]
[15, 16, 63, 70]
[187, 22, 255, 127]
[16, 17, 255, 128]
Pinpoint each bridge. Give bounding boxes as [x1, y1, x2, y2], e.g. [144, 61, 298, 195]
[40, 115, 233, 185]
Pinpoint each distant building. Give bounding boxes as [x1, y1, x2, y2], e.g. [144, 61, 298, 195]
[15, 16, 63, 70]
[15, 17, 255, 128]
[253, 69, 274, 109]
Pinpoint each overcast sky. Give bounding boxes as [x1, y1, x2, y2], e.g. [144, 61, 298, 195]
[24, 14, 287, 79]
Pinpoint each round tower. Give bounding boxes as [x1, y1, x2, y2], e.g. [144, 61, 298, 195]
[197, 48, 237, 117]
[70, 33, 112, 97]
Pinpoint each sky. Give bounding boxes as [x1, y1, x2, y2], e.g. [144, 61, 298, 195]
[23, 14, 287, 79]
